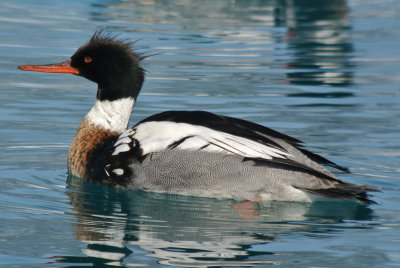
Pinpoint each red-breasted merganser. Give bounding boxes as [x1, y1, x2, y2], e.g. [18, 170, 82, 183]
[18, 32, 376, 203]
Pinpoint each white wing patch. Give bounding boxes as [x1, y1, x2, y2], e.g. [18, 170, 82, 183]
[112, 129, 136, 156]
[112, 143, 131, 155]
[132, 121, 290, 160]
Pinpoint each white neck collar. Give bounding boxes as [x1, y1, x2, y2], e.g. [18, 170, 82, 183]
[86, 97, 135, 133]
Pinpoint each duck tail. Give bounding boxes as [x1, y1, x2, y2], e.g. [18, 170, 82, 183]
[295, 184, 379, 205]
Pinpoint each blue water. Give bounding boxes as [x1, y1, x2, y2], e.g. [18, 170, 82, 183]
[1, 0, 399, 267]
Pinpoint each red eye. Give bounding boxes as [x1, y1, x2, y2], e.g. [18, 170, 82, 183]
[84, 56, 92, 63]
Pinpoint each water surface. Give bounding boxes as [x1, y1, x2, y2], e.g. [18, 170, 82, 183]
[1, 0, 399, 267]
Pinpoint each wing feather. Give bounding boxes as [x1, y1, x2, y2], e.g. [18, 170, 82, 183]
[111, 111, 348, 177]
[135, 111, 349, 172]
[131, 121, 290, 160]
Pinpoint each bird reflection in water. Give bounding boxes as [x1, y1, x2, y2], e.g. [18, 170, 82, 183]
[47, 176, 374, 267]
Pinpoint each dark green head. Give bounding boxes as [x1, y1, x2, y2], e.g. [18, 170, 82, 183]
[71, 32, 145, 101]
[19, 31, 146, 101]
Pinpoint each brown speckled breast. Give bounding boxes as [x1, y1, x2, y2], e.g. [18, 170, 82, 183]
[68, 117, 119, 180]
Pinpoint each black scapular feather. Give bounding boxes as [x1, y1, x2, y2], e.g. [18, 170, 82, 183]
[139, 110, 350, 172]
